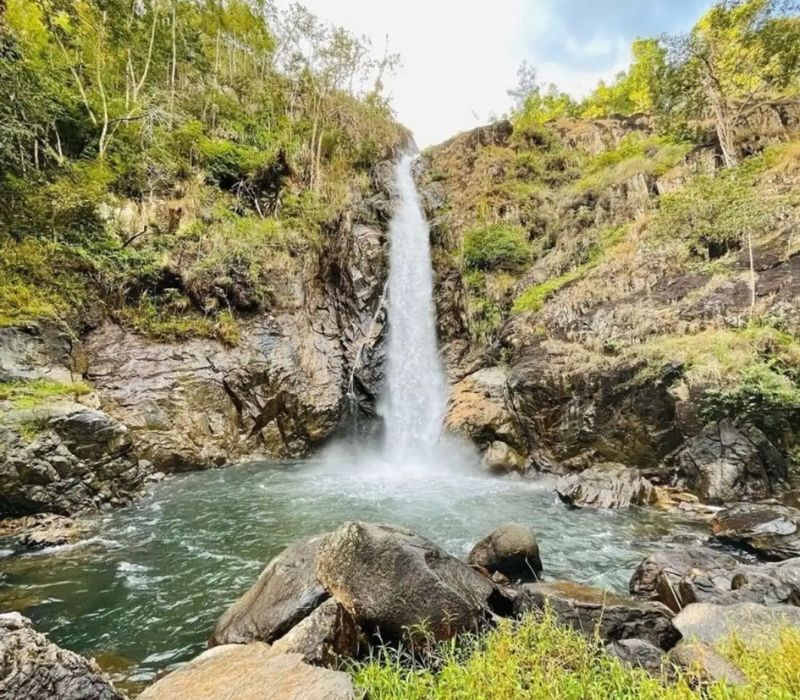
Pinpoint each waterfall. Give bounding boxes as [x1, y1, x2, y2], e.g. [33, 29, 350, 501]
[382, 153, 448, 464]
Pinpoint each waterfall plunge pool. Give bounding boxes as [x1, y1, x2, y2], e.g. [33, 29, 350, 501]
[0, 458, 706, 692]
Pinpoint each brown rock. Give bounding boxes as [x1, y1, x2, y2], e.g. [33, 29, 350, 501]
[467, 523, 542, 582]
[668, 640, 747, 687]
[138, 648, 354, 700]
[556, 463, 657, 509]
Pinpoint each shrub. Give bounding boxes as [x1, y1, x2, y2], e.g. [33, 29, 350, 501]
[462, 224, 529, 272]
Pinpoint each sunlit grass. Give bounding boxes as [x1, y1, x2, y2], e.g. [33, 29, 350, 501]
[353, 612, 800, 700]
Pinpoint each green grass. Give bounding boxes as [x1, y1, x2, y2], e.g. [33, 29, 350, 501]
[354, 612, 800, 700]
[0, 380, 92, 411]
[575, 134, 693, 191]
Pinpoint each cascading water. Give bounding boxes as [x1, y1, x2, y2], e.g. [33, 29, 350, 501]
[382, 153, 448, 464]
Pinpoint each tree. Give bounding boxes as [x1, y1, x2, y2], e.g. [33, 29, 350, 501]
[663, 0, 800, 167]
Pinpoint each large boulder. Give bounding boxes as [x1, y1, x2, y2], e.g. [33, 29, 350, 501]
[605, 638, 666, 675]
[139, 647, 354, 700]
[467, 523, 542, 582]
[670, 420, 787, 503]
[556, 463, 657, 509]
[0, 612, 124, 700]
[0, 405, 152, 517]
[315, 522, 495, 641]
[673, 602, 800, 648]
[630, 546, 800, 610]
[210, 535, 329, 646]
[711, 503, 800, 561]
[269, 599, 361, 665]
[515, 581, 679, 649]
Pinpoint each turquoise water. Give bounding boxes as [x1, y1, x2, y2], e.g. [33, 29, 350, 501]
[0, 459, 704, 690]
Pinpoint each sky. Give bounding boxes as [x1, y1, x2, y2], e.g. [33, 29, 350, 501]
[277, 0, 714, 147]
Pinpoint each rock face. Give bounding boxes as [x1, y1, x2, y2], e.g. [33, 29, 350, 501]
[210, 535, 329, 646]
[315, 522, 495, 640]
[467, 523, 542, 582]
[630, 546, 800, 610]
[556, 463, 657, 509]
[0, 612, 124, 700]
[515, 581, 679, 649]
[139, 647, 354, 700]
[0, 405, 152, 517]
[673, 602, 800, 647]
[269, 599, 361, 665]
[711, 503, 800, 560]
[670, 420, 787, 503]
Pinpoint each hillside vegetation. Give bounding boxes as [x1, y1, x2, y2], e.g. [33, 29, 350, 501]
[0, 0, 406, 340]
[424, 0, 800, 461]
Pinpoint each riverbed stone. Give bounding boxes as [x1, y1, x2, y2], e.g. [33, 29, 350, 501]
[0, 612, 124, 700]
[139, 647, 354, 700]
[316, 521, 495, 641]
[673, 602, 800, 648]
[269, 599, 361, 665]
[605, 638, 666, 675]
[667, 640, 747, 687]
[515, 581, 679, 649]
[210, 535, 329, 646]
[0, 514, 84, 551]
[711, 503, 800, 560]
[467, 523, 542, 582]
[556, 463, 657, 509]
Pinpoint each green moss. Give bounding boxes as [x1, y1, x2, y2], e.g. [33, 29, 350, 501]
[462, 223, 530, 272]
[0, 380, 91, 411]
[354, 611, 800, 699]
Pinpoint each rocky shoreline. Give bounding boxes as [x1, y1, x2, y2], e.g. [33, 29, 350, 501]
[5, 515, 800, 698]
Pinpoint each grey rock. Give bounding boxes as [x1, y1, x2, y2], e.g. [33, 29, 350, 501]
[668, 640, 747, 686]
[712, 503, 800, 561]
[671, 420, 787, 503]
[0, 612, 124, 700]
[316, 521, 495, 641]
[210, 535, 329, 646]
[467, 523, 542, 582]
[673, 602, 800, 648]
[515, 581, 679, 649]
[605, 638, 666, 675]
[270, 599, 361, 665]
[556, 463, 657, 509]
[0, 406, 151, 517]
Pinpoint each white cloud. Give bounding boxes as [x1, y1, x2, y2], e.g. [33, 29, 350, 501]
[275, 0, 711, 147]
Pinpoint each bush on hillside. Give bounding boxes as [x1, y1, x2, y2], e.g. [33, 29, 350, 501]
[462, 224, 529, 272]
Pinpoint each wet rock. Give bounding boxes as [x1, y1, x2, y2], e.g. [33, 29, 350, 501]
[0, 612, 124, 700]
[467, 523, 542, 582]
[711, 503, 800, 561]
[210, 535, 329, 646]
[630, 547, 800, 610]
[480, 441, 526, 475]
[668, 640, 747, 687]
[445, 368, 524, 452]
[316, 521, 494, 641]
[605, 638, 666, 675]
[515, 581, 679, 649]
[670, 420, 787, 503]
[556, 463, 657, 509]
[0, 406, 152, 517]
[139, 648, 354, 700]
[269, 599, 361, 665]
[0, 514, 84, 551]
[673, 602, 800, 648]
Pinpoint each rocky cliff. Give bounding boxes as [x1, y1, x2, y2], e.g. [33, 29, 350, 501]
[421, 101, 800, 503]
[0, 166, 396, 518]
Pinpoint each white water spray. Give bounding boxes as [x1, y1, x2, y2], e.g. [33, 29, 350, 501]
[382, 154, 448, 464]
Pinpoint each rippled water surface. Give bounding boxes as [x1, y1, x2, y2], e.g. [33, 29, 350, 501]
[0, 459, 705, 689]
